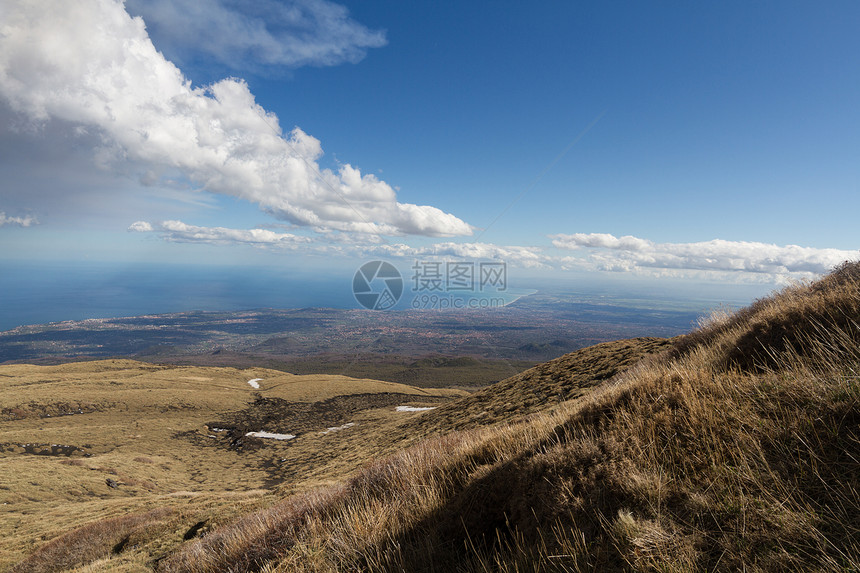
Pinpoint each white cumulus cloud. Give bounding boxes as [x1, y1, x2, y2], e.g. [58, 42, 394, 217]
[551, 233, 858, 278]
[127, 221, 153, 233]
[130, 220, 311, 247]
[553, 232, 651, 251]
[0, 0, 471, 238]
[0, 211, 38, 227]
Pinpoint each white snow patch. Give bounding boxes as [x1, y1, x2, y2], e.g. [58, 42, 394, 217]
[245, 431, 295, 441]
[210, 427, 228, 432]
[247, 378, 263, 389]
[321, 422, 355, 435]
[395, 406, 436, 412]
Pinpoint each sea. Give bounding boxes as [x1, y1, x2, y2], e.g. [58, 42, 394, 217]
[0, 259, 776, 333]
[0, 260, 543, 331]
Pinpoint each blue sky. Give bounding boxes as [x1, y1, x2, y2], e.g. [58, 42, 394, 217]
[1, 0, 858, 288]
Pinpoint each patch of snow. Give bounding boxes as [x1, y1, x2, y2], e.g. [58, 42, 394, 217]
[247, 378, 263, 389]
[210, 427, 228, 432]
[321, 422, 355, 435]
[245, 431, 295, 441]
[395, 406, 436, 412]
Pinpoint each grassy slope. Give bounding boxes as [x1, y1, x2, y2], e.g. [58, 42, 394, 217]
[404, 337, 673, 434]
[156, 263, 860, 572]
[0, 361, 465, 571]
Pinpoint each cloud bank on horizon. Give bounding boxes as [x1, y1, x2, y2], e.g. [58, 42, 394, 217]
[129, 220, 857, 282]
[129, 220, 311, 247]
[0, 0, 471, 237]
[552, 233, 858, 280]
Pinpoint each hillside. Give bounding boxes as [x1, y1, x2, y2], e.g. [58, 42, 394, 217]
[0, 362, 465, 570]
[156, 263, 860, 572]
[5, 262, 860, 572]
[405, 337, 673, 434]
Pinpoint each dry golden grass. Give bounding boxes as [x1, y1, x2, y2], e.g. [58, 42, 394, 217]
[154, 262, 860, 572]
[8, 507, 176, 573]
[673, 260, 860, 373]
[0, 361, 464, 571]
[403, 337, 673, 434]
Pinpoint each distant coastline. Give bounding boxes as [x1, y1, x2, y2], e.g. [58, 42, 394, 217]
[0, 260, 771, 332]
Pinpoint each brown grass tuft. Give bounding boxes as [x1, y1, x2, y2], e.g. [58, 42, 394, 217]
[673, 260, 860, 372]
[10, 507, 175, 573]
